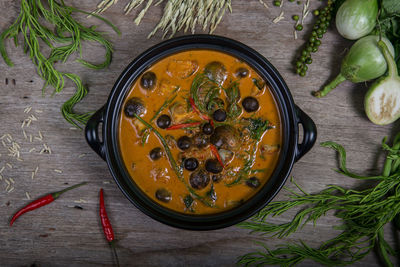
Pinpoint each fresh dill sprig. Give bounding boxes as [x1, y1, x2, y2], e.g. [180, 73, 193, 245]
[0, 0, 120, 128]
[238, 135, 400, 266]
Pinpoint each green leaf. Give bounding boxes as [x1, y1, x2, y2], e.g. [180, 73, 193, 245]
[183, 195, 194, 212]
[206, 183, 217, 201]
[382, 0, 400, 15]
[252, 78, 265, 91]
[190, 74, 220, 114]
[243, 117, 272, 141]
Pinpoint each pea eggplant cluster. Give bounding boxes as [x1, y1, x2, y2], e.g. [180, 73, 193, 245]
[295, 0, 335, 76]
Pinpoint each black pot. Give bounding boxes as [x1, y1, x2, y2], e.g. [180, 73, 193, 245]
[85, 35, 317, 230]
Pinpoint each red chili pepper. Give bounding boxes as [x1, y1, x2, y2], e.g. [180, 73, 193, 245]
[10, 182, 87, 226]
[189, 97, 211, 121]
[166, 122, 202, 130]
[210, 144, 224, 168]
[99, 189, 120, 267]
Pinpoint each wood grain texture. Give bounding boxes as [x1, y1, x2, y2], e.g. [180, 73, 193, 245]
[0, 0, 397, 266]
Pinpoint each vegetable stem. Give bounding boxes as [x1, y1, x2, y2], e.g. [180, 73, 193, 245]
[377, 228, 393, 267]
[383, 138, 400, 177]
[110, 241, 120, 267]
[166, 122, 201, 130]
[52, 182, 87, 199]
[378, 40, 398, 79]
[132, 113, 215, 207]
[313, 74, 346, 98]
[99, 189, 120, 267]
[133, 114, 182, 178]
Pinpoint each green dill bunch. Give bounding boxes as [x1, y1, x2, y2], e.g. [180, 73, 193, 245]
[0, 0, 120, 127]
[238, 135, 400, 266]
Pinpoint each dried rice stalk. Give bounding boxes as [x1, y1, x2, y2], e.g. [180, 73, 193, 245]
[149, 0, 232, 38]
[92, 0, 261, 38]
[92, 0, 119, 14]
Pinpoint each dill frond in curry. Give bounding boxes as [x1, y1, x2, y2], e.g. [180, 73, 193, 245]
[0, 0, 120, 128]
[238, 135, 400, 266]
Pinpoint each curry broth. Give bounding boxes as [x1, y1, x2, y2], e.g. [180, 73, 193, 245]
[118, 50, 281, 214]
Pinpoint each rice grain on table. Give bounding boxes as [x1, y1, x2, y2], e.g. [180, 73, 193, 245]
[74, 199, 88, 204]
[35, 110, 43, 113]
[5, 179, 10, 191]
[31, 166, 39, 179]
[44, 144, 52, 154]
[8, 187, 14, 193]
[29, 148, 36, 153]
[24, 106, 32, 113]
[6, 163, 12, 169]
[29, 114, 38, 121]
[273, 11, 285, 23]
[301, 0, 310, 24]
[54, 169, 62, 173]
[0, 166, 4, 173]
[7, 141, 22, 159]
[259, 0, 268, 8]
[25, 192, 31, 200]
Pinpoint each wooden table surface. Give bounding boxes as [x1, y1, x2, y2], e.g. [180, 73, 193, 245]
[0, 0, 398, 266]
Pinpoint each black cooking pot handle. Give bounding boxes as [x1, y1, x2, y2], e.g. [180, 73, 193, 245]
[85, 106, 106, 160]
[295, 105, 317, 162]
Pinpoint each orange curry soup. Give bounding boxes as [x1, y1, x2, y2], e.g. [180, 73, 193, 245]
[118, 50, 281, 215]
